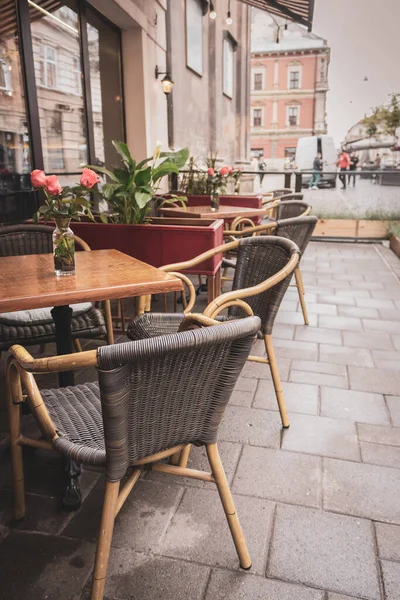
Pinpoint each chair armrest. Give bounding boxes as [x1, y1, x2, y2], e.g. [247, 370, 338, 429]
[159, 240, 238, 273]
[8, 344, 98, 373]
[224, 222, 277, 238]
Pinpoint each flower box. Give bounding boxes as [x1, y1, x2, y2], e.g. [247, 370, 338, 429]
[313, 219, 400, 239]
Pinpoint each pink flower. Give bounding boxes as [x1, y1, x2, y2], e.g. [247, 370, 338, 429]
[219, 166, 229, 176]
[229, 166, 234, 173]
[45, 175, 62, 196]
[80, 167, 100, 189]
[207, 167, 214, 176]
[30, 169, 46, 188]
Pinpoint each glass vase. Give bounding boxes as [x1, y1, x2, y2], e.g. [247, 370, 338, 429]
[53, 218, 75, 276]
[210, 192, 220, 212]
[234, 181, 241, 194]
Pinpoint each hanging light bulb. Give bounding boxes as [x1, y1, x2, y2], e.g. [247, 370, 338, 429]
[209, 1, 217, 19]
[226, 0, 232, 24]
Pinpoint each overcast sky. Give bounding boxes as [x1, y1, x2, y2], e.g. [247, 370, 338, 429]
[313, 0, 400, 145]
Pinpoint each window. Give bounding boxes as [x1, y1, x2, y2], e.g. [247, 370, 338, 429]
[223, 35, 235, 98]
[186, 0, 203, 76]
[254, 72, 262, 90]
[72, 56, 82, 95]
[45, 111, 65, 171]
[39, 44, 57, 89]
[253, 108, 262, 127]
[289, 71, 300, 89]
[288, 106, 299, 126]
[285, 147, 296, 159]
[0, 60, 12, 93]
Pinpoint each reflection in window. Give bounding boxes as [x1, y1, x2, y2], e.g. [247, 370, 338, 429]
[87, 6, 124, 167]
[253, 108, 262, 127]
[31, 1, 87, 181]
[289, 70, 300, 89]
[288, 106, 299, 126]
[223, 37, 234, 98]
[254, 72, 262, 90]
[0, 59, 13, 94]
[186, 0, 203, 76]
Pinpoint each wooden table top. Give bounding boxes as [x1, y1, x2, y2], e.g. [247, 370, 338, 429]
[159, 205, 267, 220]
[0, 249, 182, 313]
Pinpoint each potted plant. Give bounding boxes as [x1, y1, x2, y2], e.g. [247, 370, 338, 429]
[31, 168, 99, 276]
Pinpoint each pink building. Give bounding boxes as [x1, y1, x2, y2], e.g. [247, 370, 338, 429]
[250, 11, 330, 166]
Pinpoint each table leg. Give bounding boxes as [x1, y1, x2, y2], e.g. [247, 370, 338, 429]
[207, 275, 215, 306]
[50, 305, 82, 511]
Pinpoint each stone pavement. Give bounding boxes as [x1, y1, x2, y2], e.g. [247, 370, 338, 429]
[0, 241, 400, 600]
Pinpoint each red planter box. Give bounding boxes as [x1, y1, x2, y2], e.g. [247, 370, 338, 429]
[71, 217, 224, 276]
[183, 194, 262, 209]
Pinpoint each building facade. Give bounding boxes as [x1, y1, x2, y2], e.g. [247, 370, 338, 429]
[0, 0, 251, 223]
[250, 9, 330, 167]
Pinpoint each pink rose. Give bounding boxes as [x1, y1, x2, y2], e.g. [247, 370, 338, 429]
[80, 167, 100, 189]
[207, 167, 214, 176]
[45, 175, 62, 196]
[229, 166, 234, 173]
[219, 166, 229, 176]
[30, 169, 46, 188]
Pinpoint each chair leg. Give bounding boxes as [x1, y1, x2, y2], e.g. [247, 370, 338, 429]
[294, 267, 309, 326]
[90, 480, 120, 600]
[103, 300, 114, 345]
[178, 444, 191, 468]
[73, 339, 83, 352]
[264, 334, 290, 428]
[206, 443, 251, 570]
[6, 361, 25, 520]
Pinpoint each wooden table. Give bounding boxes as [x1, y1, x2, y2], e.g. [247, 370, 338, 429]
[159, 204, 267, 221]
[0, 248, 182, 386]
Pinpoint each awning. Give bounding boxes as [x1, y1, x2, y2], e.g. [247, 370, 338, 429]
[241, 0, 315, 31]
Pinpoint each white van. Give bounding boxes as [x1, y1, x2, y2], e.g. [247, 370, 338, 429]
[295, 135, 337, 187]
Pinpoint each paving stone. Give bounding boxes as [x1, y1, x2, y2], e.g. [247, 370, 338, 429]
[375, 522, 400, 561]
[320, 344, 374, 368]
[323, 458, 400, 523]
[381, 560, 400, 600]
[317, 294, 355, 306]
[386, 396, 400, 427]
[372, 289, 400, 299]
[234, 377, 258, 393]
[0, 530, 95, 600]
[81, 549, 210, 600]
[343, 331, 394, 351]
[290, 369, 348, 390]
[328, 596, 363, 600]
[253, 380, 319, 415]
[241, 358, 290, 381]
[148, 442, 242, 489]
[363, 319, 400, 334]
[268, 504, 380, 599]
[357, 297, 396, 309]
[360, 442, 400, 469]
[338, 305, 380, 319]
[372, 351, 400, 371]
[273, 323, 296, 340]
[275, 311, 318, 326]
[295, 326, 342, 345]
[219, 405, 281, 448]
[357, 424, 400, 447]
[233, 446, 321, 507]
[349, 366, 400, 395]
[205, 569, 324, 600]
[319, 315, 363, 331]
[338, 288, 373, 297]
[64, 479, 184, 553]
[321, 388, 389, 425]
[161, 488, 274, 573]
[393, 335, 400, 351]
[378, 309, 400, 321]
[305, 302, 338, 315]
[292, 359, 347, 377]
[273, 338, 319, 361]
[281, 414, 360, 461]
[230, 390, 255, 407]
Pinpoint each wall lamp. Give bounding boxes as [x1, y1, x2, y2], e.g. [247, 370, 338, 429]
[209, 1, 217, 19]
[155, 66, 174, 95]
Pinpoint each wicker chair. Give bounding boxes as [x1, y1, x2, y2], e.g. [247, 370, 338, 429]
[279, 193, 304, 202]
[271, 188, 293, 198]
[276, 201, 311, 220]
[274, 216, 318, 326]
[0, 224, 113, 353]
[128, 236, 300, 428]
[6, 315, 261, 600]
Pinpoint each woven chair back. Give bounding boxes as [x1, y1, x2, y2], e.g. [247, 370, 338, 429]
[97, 316, 260, 481]
[280, 193, 304, 202]
[276, 201, 310, 220]
[275, 215, 318, 255]
[0, 224, 53, 256]
[228, 236, 299, 335]
[272, 188, 292, 198]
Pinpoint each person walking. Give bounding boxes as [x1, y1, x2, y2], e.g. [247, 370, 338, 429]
[348, 152, 359, 187]
[258, 155, 266, 186]
[309, 152, 323, 189]
[337, 149, 351, 189]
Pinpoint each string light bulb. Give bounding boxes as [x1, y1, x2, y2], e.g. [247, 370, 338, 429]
[209, 1, 217, 19]
[226, 0, 232, 24]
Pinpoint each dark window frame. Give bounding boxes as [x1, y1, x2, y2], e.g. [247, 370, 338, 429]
[254, 72, 262, 91]
[253, 108, 262, 127]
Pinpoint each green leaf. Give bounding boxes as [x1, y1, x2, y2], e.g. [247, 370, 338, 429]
[99, 212, 108, 224]
[135, 189, 153, 209]
[152, 161, 179, 183]
[134, 166, 152, 187]
[112, 141, 135, 170]
[159, 147, 189, 170]
[101, 182, 121, 200]
[136, 156, 152, 170]
[113, 168, 130, 184]
[85, 164, 118, 182]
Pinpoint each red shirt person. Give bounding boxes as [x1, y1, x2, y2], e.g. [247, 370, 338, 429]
[337, 150, 351, 189]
